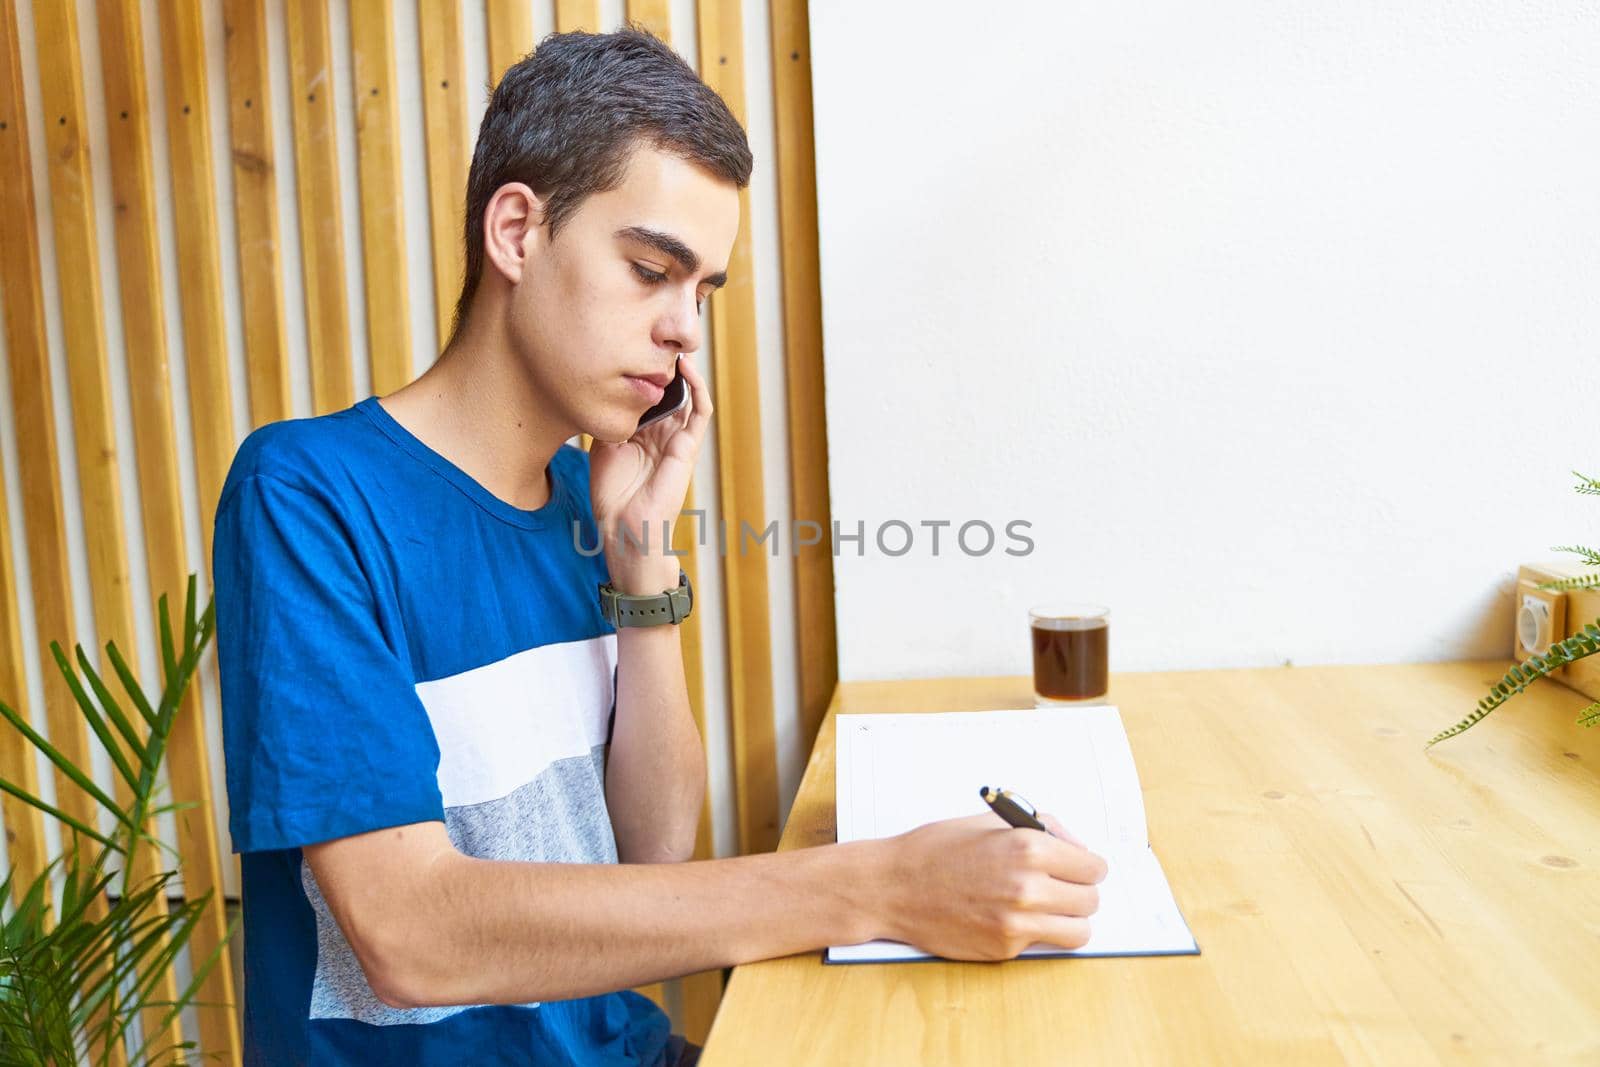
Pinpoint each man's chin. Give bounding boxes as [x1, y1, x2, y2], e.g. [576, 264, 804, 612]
[582, 415, 642, 446]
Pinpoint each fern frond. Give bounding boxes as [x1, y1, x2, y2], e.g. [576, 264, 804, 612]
[1534, 572, 1600, 593]
[1578, 701, 1600, 727]
[1427, 620, 1600, 747]
[1573, 470, 1600, 496]
[1551, 545, 1600, 567]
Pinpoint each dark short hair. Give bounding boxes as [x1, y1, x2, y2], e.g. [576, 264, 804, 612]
[452, 27, 753, 339]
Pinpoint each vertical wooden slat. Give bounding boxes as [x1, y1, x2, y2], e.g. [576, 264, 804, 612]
[156, 0, 236, 566]
[555, 0, 599, 32]
[94, 2, 241, 1061]
[674, 522, 714, 836]
[31, 3, 158, 1060]
[83, 1, 208, 1056]
[611, 3, 726, 1037]
[625, 0, 670, 39]
[221, 0, 292, 427]
[155, 4, 246, 1062]
[486, 0, 534, 84]
[285, 0, 354, 415]
[670, 483, 725, 1044]
[768, 0, 835, 756]
[417, 0, 468, 351]
[0, 0, 51, 905]
[698, 0, 780, 857]
[0, 11, 113, 1053]
[0, 446, 46, 900]
[349, 2, 412, 396]
[30, 0, 136, 673]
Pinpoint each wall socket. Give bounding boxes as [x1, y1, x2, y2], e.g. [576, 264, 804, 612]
[1516, 561, 1600, 702]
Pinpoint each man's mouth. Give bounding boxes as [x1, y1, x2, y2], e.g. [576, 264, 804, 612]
[624, 375, 666, 405]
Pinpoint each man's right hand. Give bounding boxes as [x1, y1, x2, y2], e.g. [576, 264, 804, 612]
[875, 812, 1109, 961]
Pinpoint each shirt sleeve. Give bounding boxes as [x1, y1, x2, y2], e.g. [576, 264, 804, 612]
[213, 472, 444, 853]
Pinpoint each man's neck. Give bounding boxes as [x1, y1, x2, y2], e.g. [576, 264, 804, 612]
[377, 325, 573, 512]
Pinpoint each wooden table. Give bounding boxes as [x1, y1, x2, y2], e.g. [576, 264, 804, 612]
[699, 663, 1600, 1065]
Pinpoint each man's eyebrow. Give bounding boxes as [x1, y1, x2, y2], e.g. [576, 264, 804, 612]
[616, 226, 728, 289]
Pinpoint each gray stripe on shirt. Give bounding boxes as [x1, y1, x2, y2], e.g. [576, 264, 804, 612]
[301, 745, 616, 1025]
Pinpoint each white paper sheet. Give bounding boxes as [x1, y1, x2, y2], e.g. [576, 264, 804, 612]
[827, 707, 1198, 963]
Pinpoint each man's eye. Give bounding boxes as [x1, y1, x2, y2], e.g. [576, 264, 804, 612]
[632, 263, 668, 284]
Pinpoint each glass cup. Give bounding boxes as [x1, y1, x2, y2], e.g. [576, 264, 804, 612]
[1030, 604, 1110, 706]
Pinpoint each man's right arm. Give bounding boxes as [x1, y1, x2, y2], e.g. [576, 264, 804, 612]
[304, 813, 1107, 1009]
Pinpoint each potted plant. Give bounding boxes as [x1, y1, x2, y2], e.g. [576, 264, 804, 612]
[1428, 472, 1600, 747]
[0, 576, 235, 1064]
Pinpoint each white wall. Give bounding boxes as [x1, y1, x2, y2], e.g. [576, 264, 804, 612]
[810, 1, 1600, 682]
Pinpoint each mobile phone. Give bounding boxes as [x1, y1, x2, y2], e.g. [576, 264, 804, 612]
[636, 361, 690, 430]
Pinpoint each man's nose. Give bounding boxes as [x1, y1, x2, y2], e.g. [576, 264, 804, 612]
[653, 291, 703, 355]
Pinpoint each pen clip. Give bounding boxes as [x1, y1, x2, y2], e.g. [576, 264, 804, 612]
[1001, 789, 1038, 818]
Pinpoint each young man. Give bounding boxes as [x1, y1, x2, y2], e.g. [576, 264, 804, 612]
[214, 28, 1106, 1067]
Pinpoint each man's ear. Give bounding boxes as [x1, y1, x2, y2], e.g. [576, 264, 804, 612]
[482, 182, 545, 286]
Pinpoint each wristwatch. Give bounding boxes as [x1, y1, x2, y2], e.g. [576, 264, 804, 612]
[598, 570, 693, 627]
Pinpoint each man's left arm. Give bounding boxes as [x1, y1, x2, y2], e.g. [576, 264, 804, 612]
[604, 618, 707, 863]
[589, 352, 716, 864]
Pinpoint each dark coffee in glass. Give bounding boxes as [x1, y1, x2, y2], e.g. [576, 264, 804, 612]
[1029, 605, 1110, 705]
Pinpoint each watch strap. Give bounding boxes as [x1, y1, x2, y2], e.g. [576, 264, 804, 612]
[599, 571, 693, 627]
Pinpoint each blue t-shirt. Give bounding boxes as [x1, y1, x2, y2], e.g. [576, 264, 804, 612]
[213, 396, 671, 1066]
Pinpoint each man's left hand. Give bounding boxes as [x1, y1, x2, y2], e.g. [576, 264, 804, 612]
[588, 353, 713, 595]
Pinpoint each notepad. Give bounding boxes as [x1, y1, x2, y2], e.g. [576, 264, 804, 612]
[827, 705, 1199, 963]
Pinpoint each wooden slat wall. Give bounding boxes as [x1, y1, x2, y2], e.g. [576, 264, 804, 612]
[418, 0, 469, 350]
[32, 2, 160, 1061]
[0, 0, 833, 1053]
[627, 0, 670, 38]
[29, 0, 137, 694]
[157, 0, 237, 566]
[697, 0, 780, 857]
[768, 0, 836, 754]
[668, 478, 724, 1040]
[0, 0, 60, 903]
[0, 11, 130, 1062]
[94, 1, 242, 1059]
[556, 0, 600, 33]
[153, 4, 246, 1061]
[0, 456, 44, 898]
[486, 0, 535, 84]
[618, 0, 728, 1042]
[0, 396, 36, 925]
[222, 0, 292, 428]
[285, 0, 354, 415]
[94, 0, 221, 1056]
[348, 3, 412, 396]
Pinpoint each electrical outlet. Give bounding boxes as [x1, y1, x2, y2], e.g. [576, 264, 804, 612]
[1515, 562, 1600, 703]
[1515, 579, 1563, 659]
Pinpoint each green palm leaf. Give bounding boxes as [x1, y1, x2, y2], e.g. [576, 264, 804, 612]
[104, 640, 159, 735]
[0, 774, 118, 850]
[157, 594, 177, 693]
[75, 644, 149, 769]
[0, 576, 234, 1062]
[0, 698, 133, 840]
[51, 642, 141, 797]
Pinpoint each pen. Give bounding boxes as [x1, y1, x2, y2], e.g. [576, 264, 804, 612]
[980, 785, 1048, 832]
